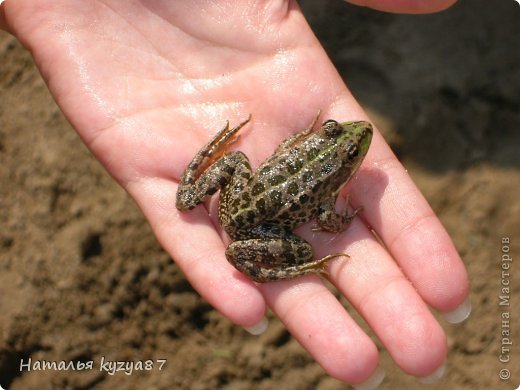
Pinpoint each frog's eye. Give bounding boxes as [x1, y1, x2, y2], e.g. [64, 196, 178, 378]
[323, 119, 340, 136]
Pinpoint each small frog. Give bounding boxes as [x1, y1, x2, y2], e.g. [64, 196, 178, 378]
[176, 113, 372, 282]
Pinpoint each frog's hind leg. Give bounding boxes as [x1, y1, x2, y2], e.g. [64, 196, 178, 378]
[178, 115, 251, 188]
[225, 228, 346, 282]
[176, 116, 252, 211]
[176, 151, 251, 211]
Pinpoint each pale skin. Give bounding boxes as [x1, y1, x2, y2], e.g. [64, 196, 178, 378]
[1, 0, 467, 385]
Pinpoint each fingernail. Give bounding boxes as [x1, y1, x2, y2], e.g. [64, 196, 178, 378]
[418, 360, 446, 384]
[443, 296, 471, 324]
[353, 366, 385, 390]
[243, 317, 269, 335]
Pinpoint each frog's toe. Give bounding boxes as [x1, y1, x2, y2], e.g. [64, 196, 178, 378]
[316, 263, 330, 277]
[315, 253, 349, 271]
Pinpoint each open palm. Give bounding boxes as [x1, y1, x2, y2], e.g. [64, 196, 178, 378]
[2, 0, 467, 385]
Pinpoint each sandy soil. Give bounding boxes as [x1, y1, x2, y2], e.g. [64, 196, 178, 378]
[1, 0, 519, 389]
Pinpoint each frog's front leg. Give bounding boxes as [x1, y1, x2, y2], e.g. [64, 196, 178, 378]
[225, 227, 345, 282]
[313, 195, 362, 233]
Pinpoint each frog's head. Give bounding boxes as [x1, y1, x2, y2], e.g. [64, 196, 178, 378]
[322, 119, 373, 168]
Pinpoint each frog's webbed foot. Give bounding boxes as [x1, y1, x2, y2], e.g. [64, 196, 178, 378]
[212, 114, 252, 153]
[188, 115, 251, 177]
[312, 194, 362, 233]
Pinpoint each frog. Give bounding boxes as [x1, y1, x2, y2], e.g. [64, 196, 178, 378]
[176, 113, 373, 282]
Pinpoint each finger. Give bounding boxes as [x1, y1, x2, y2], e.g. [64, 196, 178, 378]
[350, 131, 469, 313]
[306, 219, 447, 377]
[0, 7, 7, 32]
[260, 277, 380, 385]
[346, 0, 458, 14]
[127, 176, 266, 328]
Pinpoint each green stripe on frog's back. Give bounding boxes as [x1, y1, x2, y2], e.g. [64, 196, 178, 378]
[223, 120, 372, 235]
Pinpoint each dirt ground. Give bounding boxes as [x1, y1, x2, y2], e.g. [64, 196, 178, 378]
[1, 0, 519, 389]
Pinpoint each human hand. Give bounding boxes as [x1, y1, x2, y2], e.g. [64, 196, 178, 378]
[1, 0, 468, 386]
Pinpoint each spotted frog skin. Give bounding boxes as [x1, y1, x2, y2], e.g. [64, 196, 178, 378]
[176, 114, 373, 282]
